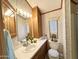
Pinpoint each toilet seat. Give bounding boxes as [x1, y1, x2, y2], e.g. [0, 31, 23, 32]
[48, 49, 59, 58]
[48, 49, 59, 57]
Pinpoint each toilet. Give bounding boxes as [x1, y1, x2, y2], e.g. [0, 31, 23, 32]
[48, 40, 59, 59]
[48, 49, 59, 59]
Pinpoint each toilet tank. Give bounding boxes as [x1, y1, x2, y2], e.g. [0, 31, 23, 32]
[49, 40, 59, 50]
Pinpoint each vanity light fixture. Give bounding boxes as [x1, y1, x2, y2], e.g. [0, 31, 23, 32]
[5, 9, 13, 16]
[17, 9, 32, 18]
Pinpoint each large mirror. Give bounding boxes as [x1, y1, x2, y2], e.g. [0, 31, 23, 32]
[49, 18, 58, 42]
[16, 14, 30, 41]
[2, 1, 16, 38]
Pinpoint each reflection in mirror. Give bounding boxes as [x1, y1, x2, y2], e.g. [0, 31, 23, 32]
[49, 18, 58, 42]
[2, 3, 16, 38]
[16, 15, 30, 41]
[16, 0, 32, 41]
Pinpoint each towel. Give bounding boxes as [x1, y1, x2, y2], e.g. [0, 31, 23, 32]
[4, 29, 15, 59]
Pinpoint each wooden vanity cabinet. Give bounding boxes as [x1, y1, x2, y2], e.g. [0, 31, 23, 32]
[32, 41, 48, 59]
[32, 7, 42, 38]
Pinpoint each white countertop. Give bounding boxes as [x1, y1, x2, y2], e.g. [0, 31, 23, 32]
[14, 39, 47, 59]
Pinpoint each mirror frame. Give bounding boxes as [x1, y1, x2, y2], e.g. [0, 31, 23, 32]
[48, 18, 58, 39]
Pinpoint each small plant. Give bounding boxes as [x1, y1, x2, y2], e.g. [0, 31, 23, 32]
[26, 33, 34, 43]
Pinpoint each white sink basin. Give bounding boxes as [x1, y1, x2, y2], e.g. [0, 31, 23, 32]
[23, 44, 36, 53]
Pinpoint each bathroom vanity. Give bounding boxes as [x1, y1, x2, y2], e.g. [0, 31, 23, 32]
[14, 39, 48, 59]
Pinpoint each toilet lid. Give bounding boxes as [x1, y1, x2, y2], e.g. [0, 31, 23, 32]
[48, 49, 59, 57]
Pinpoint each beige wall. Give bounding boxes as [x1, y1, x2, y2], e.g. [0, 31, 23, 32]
[62, 0, 66, 59]
[41, 6, 66, 44]
[42, 10, 62, 40]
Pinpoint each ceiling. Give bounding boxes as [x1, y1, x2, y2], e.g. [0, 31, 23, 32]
[27, 0, 62, 13]
[8, 0, 62, 14]
[7, 0, 78, 15]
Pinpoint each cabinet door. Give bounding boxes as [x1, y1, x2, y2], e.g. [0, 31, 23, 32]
[32, 7, 42, 38]
[32, 41, 48, 59]
[39, 41, 47, 59]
